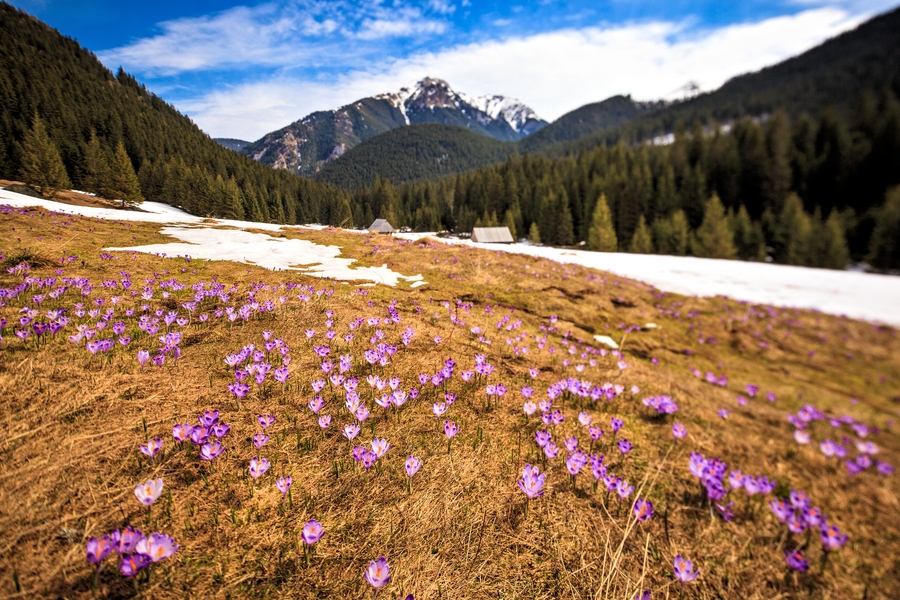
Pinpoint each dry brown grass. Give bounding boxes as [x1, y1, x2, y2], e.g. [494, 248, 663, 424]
[0, 205, 898, 599]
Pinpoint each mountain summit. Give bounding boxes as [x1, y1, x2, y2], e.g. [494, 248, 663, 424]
[374, 77, 545, 135]
[241, 77, 546, 177]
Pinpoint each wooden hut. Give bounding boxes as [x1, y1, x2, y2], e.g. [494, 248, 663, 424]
[471, 226, 514, 243]
[368, 219, 395, 234]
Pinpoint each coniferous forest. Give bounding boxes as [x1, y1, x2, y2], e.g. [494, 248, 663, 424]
[348, 97, 900, 270]
[0, 3, 350, 225]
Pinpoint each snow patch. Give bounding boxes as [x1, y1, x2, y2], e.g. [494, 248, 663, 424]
[0, 190, 426, 288]
[393, 233, 900, 327]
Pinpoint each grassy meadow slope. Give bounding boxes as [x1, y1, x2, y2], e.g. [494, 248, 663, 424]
[0, 200, 898, 599]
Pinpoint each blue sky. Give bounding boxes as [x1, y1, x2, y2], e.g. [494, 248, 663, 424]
[10, 0, 899, 140]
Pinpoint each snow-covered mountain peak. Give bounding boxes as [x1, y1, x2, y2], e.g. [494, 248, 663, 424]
[375, 77, 543, 133]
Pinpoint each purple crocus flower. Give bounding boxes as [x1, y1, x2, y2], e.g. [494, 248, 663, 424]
[444, 420, 460, 439]
[786, 511, 808, 534]
[197, 410, 219, 427]
[134, 479, 163, 506]
[633, 498, 654, 521]
[672, 423, 687, 439]
[820, 521, 849, 550]
[343, 423, 360, 440]
[136, 349, 150, 369]
[257, 414, 276, 429]
[140, 438, 163, 459]
[200, 440, 225, 460]
[173, 423, 193, 442]
[785, 549, 809, 571]
[111, 527, 143, 554]
[365, 556, 391, 589]
[86, 535, 114, 564]
[212, 423, 230, 438]
[618, 439, 633, 454]
[135, 533, 179, 563]
[715, 501, 735, 521]
[249, 456, 270, 479]
[120, 553, 151, 577]
[190, 426, 211, 445]
[276, 476, 292, 495]
[406, 456, 422, 478]
[769, 498, 792, 522]
[318, 415, 332, 429]
[253, 433, 269, 449]
[616, 479, 634, 499]
[673, 554, 699, 583]
[302, 519, 325, 545]
[610, 418, 624, 434]
[543, 442, 559, 459]
[517, 464, 546, 499]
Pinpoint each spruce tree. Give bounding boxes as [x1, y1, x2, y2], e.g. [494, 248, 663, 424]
[816, 210, 850, 269]
[19, 114, 71, 197]
[866, 186, 900, 270]
[528, 222, 541, 245]
[82, 131, 109, 196]
[652, 210, 689, 255]
[692, 194, 737, 259]
[732, 205, 766, 261]
[629, 215, 654, 253]
[502, 210, 518, 240]
[775, 193, 813, 265]
[586, 194, 617, 252]
[108, 141, 144, 206]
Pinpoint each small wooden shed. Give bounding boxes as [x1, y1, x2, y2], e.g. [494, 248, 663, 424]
[368, 219, 395, 234]
[471, 226, 514, 243]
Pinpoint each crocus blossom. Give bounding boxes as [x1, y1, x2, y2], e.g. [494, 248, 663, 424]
[365, 556, 391, 589]
[134, 479, 163, 506]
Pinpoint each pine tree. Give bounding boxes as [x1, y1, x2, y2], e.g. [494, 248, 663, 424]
[866, 186, 900, 270]
[629, 215, 654, 253]
[775, 193, 813, 265]
[19, 114, 71, 197]
[652, 210, 689, 255]
[732, 205, 766, 261]
[586, 194, 617, 252]
[108, 141, 144, 206]
[502, 209, 518, 240]
[692, 194, 737, 259]
[815, 210, 850, 269]
[528, 222, 541, 244]
[82, 131, 109, 196]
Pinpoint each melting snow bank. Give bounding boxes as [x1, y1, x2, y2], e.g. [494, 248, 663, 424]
[110, 227, 424, 287]
[398, 234, 900, 327]
[0, 191, 425, 287]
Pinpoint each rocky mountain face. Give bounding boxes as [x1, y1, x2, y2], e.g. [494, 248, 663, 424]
[241, 78, 546, 177]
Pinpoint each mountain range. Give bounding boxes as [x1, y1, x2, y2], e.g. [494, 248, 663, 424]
[239, 77, 547, 178]
[308, 6, 900, 190]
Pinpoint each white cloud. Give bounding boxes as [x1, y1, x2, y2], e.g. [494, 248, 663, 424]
[99, 1, 451, 75]
[182, 6, 868, 139]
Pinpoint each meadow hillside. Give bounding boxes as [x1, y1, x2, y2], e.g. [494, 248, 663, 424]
[0, 197, 898, 599]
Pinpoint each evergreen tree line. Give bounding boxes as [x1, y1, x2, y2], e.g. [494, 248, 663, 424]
[0, 4, 350, 224]
[350, 91, 900, 270]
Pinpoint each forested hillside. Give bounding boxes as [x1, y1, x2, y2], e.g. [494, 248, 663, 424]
[349, 94, 900, 269]
[315, 124, 517, 190]
[321, 7, 900, 190]
[561, 6, 900, 152]
[0, 3, 350, 224]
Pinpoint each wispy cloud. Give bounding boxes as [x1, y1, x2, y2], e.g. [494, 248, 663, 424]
[99, 0, 453, 75]
[177, 6, 867, 140]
